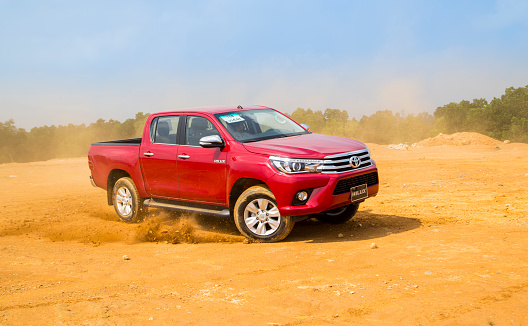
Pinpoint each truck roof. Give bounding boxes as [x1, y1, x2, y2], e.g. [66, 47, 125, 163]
[154, 105, 273, 116]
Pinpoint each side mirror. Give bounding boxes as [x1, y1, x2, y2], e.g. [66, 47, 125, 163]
[300, 124, 310, 131]
[199, 135, 224, 148]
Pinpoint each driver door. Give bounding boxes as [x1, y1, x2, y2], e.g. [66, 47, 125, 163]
[177, 115, 228, 204]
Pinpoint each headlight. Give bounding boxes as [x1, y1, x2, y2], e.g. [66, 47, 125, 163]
[269, 156, 324, 174]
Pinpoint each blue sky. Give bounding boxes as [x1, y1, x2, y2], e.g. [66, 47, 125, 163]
[1, 0, 527, 129]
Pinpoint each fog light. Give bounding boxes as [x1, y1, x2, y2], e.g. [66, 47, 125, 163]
[292, 189, 313, 206]
[297, 191, 308, 201]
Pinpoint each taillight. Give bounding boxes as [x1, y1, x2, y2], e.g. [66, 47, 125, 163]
[88, 155, 94, 170]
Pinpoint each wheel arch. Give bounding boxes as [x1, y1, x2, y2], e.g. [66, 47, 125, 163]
[229, 178, 268, 212]
[107, 169, 132, 205]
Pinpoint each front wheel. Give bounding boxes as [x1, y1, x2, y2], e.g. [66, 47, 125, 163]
[112, 177, 146, 223]
[234, 186, 294, 242]
[313, 203, 360, 224]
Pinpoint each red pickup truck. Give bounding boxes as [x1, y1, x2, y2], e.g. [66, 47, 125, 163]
[88, 105, 379, 242]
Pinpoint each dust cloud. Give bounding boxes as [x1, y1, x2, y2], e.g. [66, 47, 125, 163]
[1, 209, 243, 245]
[0, 158, 243, 245]
[135, 212, 243, 244]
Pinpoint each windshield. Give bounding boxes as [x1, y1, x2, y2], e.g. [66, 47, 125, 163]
[215, 109, 309, 142]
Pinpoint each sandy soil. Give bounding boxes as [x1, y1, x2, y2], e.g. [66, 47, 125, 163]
[1, 135, 528, 325]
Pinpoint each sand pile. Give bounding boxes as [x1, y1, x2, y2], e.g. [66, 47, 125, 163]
[416, 132, 502, 147]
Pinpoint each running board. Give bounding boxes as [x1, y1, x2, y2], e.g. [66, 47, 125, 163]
[143, 199, 230, 217]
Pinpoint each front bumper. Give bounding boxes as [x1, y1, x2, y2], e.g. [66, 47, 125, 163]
[268, 166, 379, 216]
[89, 175, 98, 188]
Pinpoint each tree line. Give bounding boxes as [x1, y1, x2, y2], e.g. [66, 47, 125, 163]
[0, 113, 149, 164]
[0, 85, 527, 164]
[291, 85, 528, 144]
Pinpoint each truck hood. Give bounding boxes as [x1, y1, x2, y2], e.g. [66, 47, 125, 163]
[243, 133, 368, 159]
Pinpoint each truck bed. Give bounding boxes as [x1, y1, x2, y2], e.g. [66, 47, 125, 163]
[91, 138, 142, 146]
[88, 139, 144, 195]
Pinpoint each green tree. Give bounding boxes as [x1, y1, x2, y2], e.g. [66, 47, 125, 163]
[433, 98, 488, 134]
[322, 109, 349, 137]
[484, 86, 528, 140]
[356, 110, 398, 144]
[291, 108, 325, 132]
[0, 120, 27, 163]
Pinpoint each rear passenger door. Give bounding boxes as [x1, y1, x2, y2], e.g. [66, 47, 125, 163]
[140, 115, 181, 198]
[177, 115, 228, 204]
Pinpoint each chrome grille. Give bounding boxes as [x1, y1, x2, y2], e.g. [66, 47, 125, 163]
[321, 149, 372, 174]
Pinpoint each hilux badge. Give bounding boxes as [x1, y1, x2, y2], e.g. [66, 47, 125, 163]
[349, 156, 361, 168]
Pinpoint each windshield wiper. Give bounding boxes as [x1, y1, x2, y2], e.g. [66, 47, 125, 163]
[241, 132, 307, 143]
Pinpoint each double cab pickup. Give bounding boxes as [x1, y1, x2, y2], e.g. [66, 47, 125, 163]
[88, 105, 379, 242]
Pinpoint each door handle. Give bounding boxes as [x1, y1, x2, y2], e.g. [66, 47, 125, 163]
[178, 154, 190, 159]
[143, 152, 154, 157]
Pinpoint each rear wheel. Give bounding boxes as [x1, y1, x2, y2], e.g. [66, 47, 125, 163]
[112, 177, 146, 223]
[234, 186, 294, 242]
[313, 203, 360, 224]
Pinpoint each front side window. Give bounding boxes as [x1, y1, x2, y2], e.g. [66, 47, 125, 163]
[215, 109, 308, 142]
[185, 116, 220, 146]
[151, 116, 180, 144]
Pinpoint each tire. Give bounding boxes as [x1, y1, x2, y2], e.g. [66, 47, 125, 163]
[234, 186, 294, 242]
[112, 177, 146, 223]
[313, 203, 360, 224]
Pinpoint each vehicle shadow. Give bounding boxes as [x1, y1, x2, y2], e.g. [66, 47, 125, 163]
[286, 210, 422, 243]
[188, 209, 421, 243]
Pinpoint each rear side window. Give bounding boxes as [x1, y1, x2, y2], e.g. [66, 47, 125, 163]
[151, 116, 180, 144]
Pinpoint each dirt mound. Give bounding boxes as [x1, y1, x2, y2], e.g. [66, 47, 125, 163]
[416, 132, 502, 147]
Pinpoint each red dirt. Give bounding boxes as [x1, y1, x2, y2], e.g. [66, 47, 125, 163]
[1, 140, 528, 325]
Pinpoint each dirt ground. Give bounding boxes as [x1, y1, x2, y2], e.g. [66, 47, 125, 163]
[1, 134, 528, 325]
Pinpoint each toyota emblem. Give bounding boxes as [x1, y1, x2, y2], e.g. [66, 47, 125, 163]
[349, 156, 361, 168]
